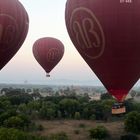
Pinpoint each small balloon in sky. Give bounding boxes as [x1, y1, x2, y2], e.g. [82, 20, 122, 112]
[33, 37, 64, 77]
[0, 0, 29, 70]
[65, 0, 140, 102]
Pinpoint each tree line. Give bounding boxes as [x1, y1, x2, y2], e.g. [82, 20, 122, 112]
[0, 88, 140, 139]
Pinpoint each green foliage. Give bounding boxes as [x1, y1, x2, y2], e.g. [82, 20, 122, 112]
[59, 99, 80, 118]
[124, 99, 135, 112]
[18, 103, 28, 114]
[77, 96, 89, 103]
[101, 100, 114, 121]
[124, 98, 140, 113]
[124, 111, 140, 134]
[0, 98, 12, 111]
[17, 114, 31, 126]
[3, 113, 31, 130]
[0, 88, 127, 123]
[0, 127, 28, 140]
[27, 100, 41, 111]
[100, 93, 113, 100]
[120, 133, 138, 140]
[82, 107, 90, 119]
[0, 109, 17, 125]
[1, 87, 139, 140]
[131, 102, 140, 112]
[4, 116, 24, 129]
[0, 127, 48, 140]
[57, 111, 62, 119]
[89, 125, 108, 140]
[74, 112, 81, 120]
[90, 114, 96, 120]
[93, 101, 104, 120]
[39, 107, 55, 120]
[6, 91, 33, 105]
[1, 87, 139, 139]
[48, 132, 68, 140]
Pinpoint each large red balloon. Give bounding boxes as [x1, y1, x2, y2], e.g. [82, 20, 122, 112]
[65, 0, 140, 102]
[0, 0, 29, 70]
[33, 37, 64, 76]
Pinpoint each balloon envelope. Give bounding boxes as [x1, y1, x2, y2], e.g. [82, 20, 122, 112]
[33, 37, 64, 76]
[0, 0, 29, 70]
[65, 0, 140, 102]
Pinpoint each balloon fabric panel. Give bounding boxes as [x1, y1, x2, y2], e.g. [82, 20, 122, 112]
[65, 0, 140, 102]
[0, 0, 29, 70]
[33, 37, 64, 75]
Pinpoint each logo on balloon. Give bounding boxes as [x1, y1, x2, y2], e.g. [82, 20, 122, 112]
[0, 14, 18, 52]
[47, 48, 60, 62]
[70, 7, 105, 59]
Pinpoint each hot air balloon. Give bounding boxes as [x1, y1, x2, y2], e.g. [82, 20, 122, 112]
[0, 0, 29, 70]
[65, 0, 140, 105]
[33, 37, 64, 77]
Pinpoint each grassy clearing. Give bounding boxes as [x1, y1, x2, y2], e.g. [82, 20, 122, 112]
[35, 120, 125, 140]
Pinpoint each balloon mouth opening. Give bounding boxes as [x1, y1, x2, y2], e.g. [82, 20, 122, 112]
[46, 73, 50, 77]
[109, 89, 128, 102]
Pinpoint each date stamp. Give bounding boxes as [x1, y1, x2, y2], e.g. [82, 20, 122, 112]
[120, 0, 132, 3]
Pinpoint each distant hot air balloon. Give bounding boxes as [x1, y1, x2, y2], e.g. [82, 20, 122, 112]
[0, 0, 29, 70]
[33, 37, 64, 77]
[65, 0, 140, 102]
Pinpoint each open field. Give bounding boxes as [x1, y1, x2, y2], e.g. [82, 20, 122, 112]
[36, 120, 126, 140]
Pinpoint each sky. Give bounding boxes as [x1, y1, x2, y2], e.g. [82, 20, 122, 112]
[0, 0, 139, 87]
[0, 0, 103, 85]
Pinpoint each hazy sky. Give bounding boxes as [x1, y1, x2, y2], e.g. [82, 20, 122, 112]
[0, 0, 139, 87]
[0, 0, 100, 85]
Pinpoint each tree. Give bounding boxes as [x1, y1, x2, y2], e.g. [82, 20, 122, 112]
[59, 99, 80, 118]
[121, 133, 138, 140]
[90, 114, 96, 120]
[124, 99, 135, 112]
[17, 114, 31, 127]
[74, 112, 81, 120]
[57, 111, 62, 119]
[0, 127, 48, 140]
[18, 103, 28, 114]
[0, 127, 28, 140]
[131, 102, 140, 112]
[4, 116, 24, 129]
[82, 107, 91, 119]
[89, 125, 108, 140]
[31, 92, 41, 100]
[94, 101, 104, 120]
[27, 100, 41, 112]
[46, 108, 55, 120]
[101, 99, 114, 121]
[7, 93, 33, 105]
[39, 107, 55, 120]
[124, 111, 140, 134]
[100, 93, 113, 100]
[0, 109, 17, 125]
